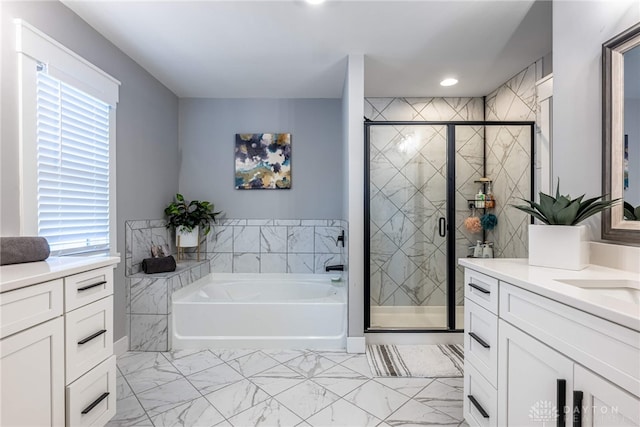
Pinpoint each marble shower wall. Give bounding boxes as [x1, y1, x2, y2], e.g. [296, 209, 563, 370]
[453, 126, 485, 305]
[364, 98, 484, 308]
[484, 62, 541, 258]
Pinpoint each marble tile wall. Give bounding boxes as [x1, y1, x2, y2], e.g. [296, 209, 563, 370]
[203, 219, 348, 274]
[126, 219, 348, 276]
[484, 62, 540, 258]
[453, 126, 485, 305]
[125, 220, 176, 276]
[127, 261, 209, 351]
[365, 98, 484, 308]
[124, 218, 348, 351]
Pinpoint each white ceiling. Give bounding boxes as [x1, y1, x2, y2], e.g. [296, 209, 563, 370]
[62, 0, 552, 99]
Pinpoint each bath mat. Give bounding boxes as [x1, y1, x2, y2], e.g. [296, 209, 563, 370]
[366, 344, 463, 377]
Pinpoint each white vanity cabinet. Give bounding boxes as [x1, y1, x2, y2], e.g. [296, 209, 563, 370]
[498, 320, 574, 426]
[0, 257, 119, 427]
[0, 280, 65, 427]
[462, 262, 640, 427]
[463, 270, 499, 426]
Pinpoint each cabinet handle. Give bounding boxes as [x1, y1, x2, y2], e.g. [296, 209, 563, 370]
[573, 390, 583, 426]
[557, 379, 566, 427]
[78, 329, 107, 345]
[468, 282, 490, 294]
[81, 392, 109, 415]
[469, 332, 490, 348]
[467, 395, 489, 418]
[77, 280, 107, 292]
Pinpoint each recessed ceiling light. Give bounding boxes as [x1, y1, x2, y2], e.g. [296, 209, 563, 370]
[440, 78, 458, 87]
[306, 0, 326, 4]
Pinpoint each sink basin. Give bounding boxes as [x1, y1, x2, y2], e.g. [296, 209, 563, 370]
[555, 279, 640, 305]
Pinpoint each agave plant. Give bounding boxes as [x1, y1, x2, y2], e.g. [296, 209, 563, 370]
[624, 201, 640, 221]
[511, 181, 620, 225]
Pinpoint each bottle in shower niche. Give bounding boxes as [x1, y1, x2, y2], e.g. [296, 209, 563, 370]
[473, 241, 483, 258]
[485, 183, 495, 209]
[475, 189, 485, 209]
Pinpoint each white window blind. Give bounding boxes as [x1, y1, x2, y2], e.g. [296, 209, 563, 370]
[36, 68, 111, 255]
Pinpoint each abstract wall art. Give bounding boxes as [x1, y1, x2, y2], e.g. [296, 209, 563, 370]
[235, 133, 291, 189]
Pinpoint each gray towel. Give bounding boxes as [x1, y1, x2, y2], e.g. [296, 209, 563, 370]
[142, 255, 177, 274]
[0, 237, 51, 266]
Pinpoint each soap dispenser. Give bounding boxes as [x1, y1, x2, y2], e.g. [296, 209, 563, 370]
[473, 240, 483, 258]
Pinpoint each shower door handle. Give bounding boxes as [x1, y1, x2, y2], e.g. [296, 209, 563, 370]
[439, 217, 446, 237]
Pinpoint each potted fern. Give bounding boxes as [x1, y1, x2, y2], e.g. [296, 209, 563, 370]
[164, 193, 221, 248]
[511, 182, 619, 270]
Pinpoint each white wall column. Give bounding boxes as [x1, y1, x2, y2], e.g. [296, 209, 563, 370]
[342, 54, 365, 352]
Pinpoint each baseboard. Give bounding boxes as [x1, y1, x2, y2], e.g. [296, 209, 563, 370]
[347, 336, 366, 354]
[114, 336, 129, 356]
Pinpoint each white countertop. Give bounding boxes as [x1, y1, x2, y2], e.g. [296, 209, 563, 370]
[0, 256, 120, 293]
[459, 258, 640, 332]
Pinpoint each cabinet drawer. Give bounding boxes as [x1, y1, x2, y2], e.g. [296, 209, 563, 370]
[0, 279, 63, 339]
[464, 299, 498, 387]
[66, 355, 116, 427]
[500, 281, 640, 398]
[464, 362, 497, 427]
[65, 267, 114, 312]
[65, 296, 113, 384]
[465, 269, 498, 315]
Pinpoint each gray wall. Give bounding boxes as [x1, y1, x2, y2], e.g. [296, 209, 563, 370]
[178, 98, 343, 219]
[553, 0, 639, 240]
[0, 1, 180, 342]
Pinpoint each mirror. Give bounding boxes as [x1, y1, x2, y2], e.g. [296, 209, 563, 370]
[602, 22, 640, 244]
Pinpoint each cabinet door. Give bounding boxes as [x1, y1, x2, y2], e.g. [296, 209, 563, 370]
[498, 320, 574, 426]
[574, 364, 640, 426]
[0, 317, 64, 427]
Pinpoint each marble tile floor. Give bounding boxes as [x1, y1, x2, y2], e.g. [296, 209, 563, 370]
[108, 348, 470, 427]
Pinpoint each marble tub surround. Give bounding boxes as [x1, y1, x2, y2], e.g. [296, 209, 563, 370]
[125, 220, 177, 276]
[204, 219, 348, 274]
[109, 349, 468, 427]
[125, 218, 348, 351]
[126, 218, 348, 275]
[127, 260, 210, 351]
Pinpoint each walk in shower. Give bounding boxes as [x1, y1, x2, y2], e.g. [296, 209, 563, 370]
[365, 121, 534, 332]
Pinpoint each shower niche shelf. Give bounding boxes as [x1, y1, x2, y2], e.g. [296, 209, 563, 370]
[468, 178, 495, 210]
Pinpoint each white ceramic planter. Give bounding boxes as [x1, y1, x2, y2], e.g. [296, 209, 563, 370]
[528, 224, 589, 270]
[176, 226, 199, 248]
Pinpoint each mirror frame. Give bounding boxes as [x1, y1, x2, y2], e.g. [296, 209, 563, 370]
[602, 22, 640, 244]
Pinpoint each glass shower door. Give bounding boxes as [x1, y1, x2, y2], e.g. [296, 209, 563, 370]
[368, 124, 448, 329]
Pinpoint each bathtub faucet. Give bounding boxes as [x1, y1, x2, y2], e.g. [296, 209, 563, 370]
[325, 264, 344, 272]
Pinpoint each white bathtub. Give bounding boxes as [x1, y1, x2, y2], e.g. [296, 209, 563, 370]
[171, 273, 347, 349]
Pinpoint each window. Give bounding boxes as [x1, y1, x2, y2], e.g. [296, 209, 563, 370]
[36, 70, 111, 255]
[16, 20, 120, 256]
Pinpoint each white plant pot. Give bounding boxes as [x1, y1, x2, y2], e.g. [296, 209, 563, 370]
[528, 224, 589, 270]
[176, 226, 199, 248]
